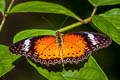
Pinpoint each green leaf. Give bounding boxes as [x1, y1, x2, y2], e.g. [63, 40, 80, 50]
[92, 8, 120, 45]
[27, 56, 108, 80]
[14, 29, 108, 80]
[13, 29, 56, 43]
[89, 0, 120, 6]
[0, 44, 21, 77]
[10, 1, 81, 20]
[102, 8, 120, 31]
[0, 0, 5, 14]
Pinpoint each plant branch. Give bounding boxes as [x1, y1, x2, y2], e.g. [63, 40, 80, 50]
[0, 0, 15, 31]
[58, 7, 97, 32]
[58, 17, 91, 32]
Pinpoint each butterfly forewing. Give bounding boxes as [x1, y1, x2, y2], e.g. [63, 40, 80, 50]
[62, 32, 112, 64]
[66, 32, 112, 54]
[9, 36, 53, 58]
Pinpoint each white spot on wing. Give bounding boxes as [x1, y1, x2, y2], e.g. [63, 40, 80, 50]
[22, 39, 31, 51]
[84, 32, 97, 45]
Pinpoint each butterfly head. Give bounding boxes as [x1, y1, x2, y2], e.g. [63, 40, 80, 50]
[56, 31, 61, 35]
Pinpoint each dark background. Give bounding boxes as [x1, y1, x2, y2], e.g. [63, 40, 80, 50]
[0, 0, 120, 80]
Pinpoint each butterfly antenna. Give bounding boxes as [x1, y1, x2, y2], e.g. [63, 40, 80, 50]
[42, 16, 56, 30]
[59, 16, 69, 29]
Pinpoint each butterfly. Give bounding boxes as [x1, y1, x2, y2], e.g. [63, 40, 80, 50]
[9, 31, 112, 65]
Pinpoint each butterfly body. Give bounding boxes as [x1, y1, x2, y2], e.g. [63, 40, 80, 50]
[9, 31, 112, 65]
[55, 31, 64, 61]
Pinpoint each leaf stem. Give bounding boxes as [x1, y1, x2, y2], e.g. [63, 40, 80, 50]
[0, 15, 7, 31]
[0, 0, 15, 31]
[91, 7, 97, 17]
[6, 0, 15, 14]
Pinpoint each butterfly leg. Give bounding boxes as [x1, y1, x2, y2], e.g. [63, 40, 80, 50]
[58, 47, 64, 63]
[61, 47, 64, 63]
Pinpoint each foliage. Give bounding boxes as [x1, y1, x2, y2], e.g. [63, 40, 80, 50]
[0, 45, 20, 77]
[0, 0, 120, 80]
[0, 0, 5, 15]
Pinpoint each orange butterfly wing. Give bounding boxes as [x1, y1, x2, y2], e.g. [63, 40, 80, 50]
[34, 33, 89, 65]
[33, 36, 62, 65]
[63, 33, 88, 64]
